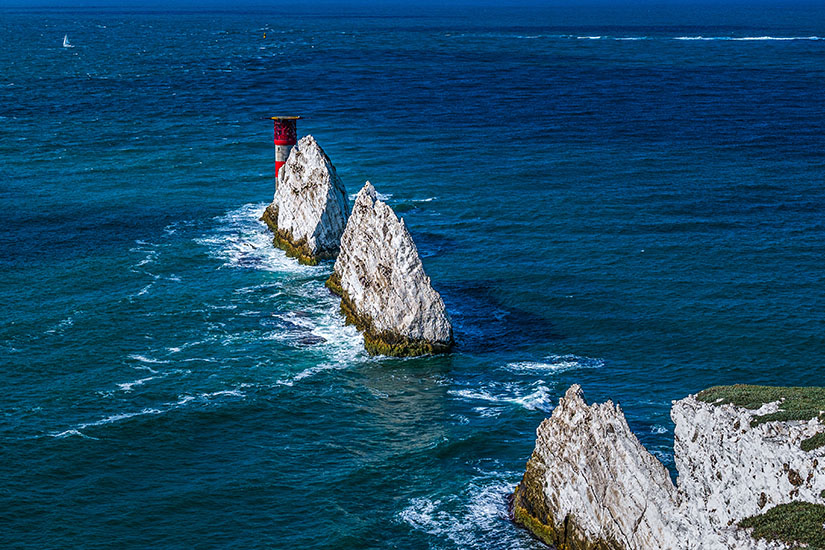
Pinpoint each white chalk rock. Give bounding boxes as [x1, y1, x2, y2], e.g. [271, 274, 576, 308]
[261, 135, 349, 264]
[513, 385, 825, 550]
[328, 181, 452, 356]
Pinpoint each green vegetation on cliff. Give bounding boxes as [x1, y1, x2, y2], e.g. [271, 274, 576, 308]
[740, 502, 825, 550]
[697, 385, 825, 450]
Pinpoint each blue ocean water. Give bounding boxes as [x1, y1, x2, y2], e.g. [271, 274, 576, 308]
[2, 2, 825, 548]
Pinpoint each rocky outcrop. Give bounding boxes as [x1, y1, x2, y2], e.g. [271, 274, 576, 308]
[260, 135, 349, 265]
[512, 385, 825, 550]
[326, 182, 453, 356]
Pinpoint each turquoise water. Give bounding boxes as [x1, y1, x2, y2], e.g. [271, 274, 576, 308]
[2, 3, 825, 548]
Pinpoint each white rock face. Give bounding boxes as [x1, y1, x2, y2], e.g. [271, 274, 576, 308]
[673, 396, 825, 531]
[513, 385, 825, 550]
[265, 135, 349, 261]
[329, 181, 452, 355]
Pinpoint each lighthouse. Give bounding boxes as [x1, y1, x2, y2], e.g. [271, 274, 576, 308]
[270, 116, 300, 190]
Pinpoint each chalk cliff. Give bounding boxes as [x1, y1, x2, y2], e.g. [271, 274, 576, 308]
[261, 135, 349, 265]
[326, 182, 453, 356]
[512, 384, 825, 550]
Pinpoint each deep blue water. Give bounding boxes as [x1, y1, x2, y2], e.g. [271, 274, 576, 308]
[2, 2, 825, 548]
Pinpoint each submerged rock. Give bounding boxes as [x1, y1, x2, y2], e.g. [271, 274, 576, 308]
[512, 384, 825, 550]
[326, 181, 453, 356]
[260, 135, 349, 265]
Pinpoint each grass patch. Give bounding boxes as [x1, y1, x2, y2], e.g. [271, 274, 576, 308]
[740, 502, 825, 549]
[803, 433, 825, 453]
[697, 385, 825, 451]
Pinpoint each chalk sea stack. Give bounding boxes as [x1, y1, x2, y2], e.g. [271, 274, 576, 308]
[513, 384, 825, 550]
[326, 182, 453, 357]
[260, 135, 349, 265]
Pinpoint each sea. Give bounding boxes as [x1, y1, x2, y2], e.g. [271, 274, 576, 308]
[1, 1, 824, 548]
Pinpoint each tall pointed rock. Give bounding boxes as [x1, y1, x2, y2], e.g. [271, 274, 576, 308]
[261, 135, 349, 265]
[326, 182, 453, 356]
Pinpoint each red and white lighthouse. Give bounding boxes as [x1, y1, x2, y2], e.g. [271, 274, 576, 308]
[270, 116, 300, 189]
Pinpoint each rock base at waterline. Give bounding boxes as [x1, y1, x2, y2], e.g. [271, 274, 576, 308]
[325, 272, 451, 357]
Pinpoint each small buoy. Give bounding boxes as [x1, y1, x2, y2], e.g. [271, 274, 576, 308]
[263, 32, 266, 39]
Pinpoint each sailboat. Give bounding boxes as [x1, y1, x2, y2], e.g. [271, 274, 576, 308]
[63, 34, 74, 48]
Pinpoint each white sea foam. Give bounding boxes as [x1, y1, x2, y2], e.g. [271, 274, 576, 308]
[651, 424, 668, 434]
[513, 385, 553, 411]
[128, 354, 170, 365]
[48, 388, 249, 438]
[504, 353, 604, 374]
[272, 282, 365, 384]
[277, 364, 339, 386]
[675, 36, 821, 41]
[49, 407, 165, 437]
[116, 376, 156, 392]
[133, 282, 154, 297]
[175, 395, 196, 406]
[349, 191, 392, 201]
[52, 429, 97, 439]
[650, 448, 673, 464]
[196, 203, 318, 274]
[733, 36, 821, 40]
[135, 250, 158, 267]
[201, 390, 245, 399]
[564, 35, 824, 41]
[45, 316, 74, 334]
[96, 408, 162, 425]
[448, 381, 554, 413]
[196, 203, 365, 387]
[399, 477, 528, 549]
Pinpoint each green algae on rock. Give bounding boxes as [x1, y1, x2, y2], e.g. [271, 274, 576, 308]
[327, 182, 453, 357]
[511, 449, 623, 550]
[697, 384, 825, 450]
[260, 204, 322, 265]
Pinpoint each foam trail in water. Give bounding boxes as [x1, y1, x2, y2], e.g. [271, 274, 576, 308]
[504, 354, 604, 374]
[128, 354, 170, 365]
[349, 191, 392, 201]
[196, 203, 365, 385]
[196, 203, 318, 274]
[117, 376, 156, 392]
[675, 36, 821, 41]
[448, 381, 554, 414]
[399, 474, 530, 549]
[274, 275, 365, 386]
[49, 387, 249, 438]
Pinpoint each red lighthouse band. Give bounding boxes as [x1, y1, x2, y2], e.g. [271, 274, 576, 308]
[271, 116, 300, 187]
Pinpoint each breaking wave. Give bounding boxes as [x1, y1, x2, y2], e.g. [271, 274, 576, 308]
[504, 354, 604, 374]
[196, 202, 318, 274]
[399, 472, 531, 549]
[449, 381, 554, 414]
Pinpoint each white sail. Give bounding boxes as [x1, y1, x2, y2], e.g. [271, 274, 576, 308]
[63, 34, 73, 48]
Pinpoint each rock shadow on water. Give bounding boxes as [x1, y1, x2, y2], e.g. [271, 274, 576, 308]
[407, 230, 458, 259]
[438, 281, 563, 353]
